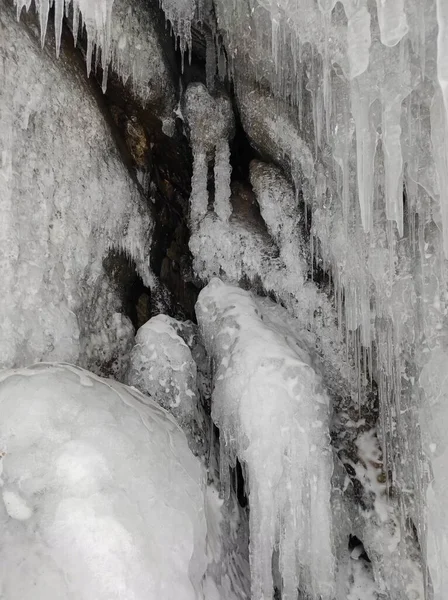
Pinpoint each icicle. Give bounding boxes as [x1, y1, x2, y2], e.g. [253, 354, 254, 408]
[375, 0, 409, 47]
[383, 98, 404, 236]
[214, 140, 232, 222]
[436, 0, 448, 257]
[431, 90, 448, 258]
[72, 3, 80, 46]
[85, 35, 94, 78]
[351, 81, 375, 232]
[343, 0, 371, 79]
[38, 0, 50, 48]
[54, 0, 64, 58]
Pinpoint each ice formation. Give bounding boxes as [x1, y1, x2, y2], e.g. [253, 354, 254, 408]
[190, 158, 356, 405]
[0, 3, 152, 373]
[184, 83, 234, 228]
[0, 363, 208, 599]
[108, 0, 176, 110]
[196, 278, 334, 600]
[127, 314, 198, 427]
[3, 0, 448, 596]
[199, 2, 448, 596]
[14, 0, 176, 104]
[15, 0, 114, 82]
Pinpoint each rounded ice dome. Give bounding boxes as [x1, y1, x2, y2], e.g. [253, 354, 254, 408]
[0, 363, 207, 600]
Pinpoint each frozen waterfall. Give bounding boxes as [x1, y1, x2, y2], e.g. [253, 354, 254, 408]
[2, 0, 448, 598]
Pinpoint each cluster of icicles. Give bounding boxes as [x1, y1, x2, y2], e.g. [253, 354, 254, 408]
[13, 0, 198, 90]
[14, 0, 114, 90]
[210, 2, 448, 598]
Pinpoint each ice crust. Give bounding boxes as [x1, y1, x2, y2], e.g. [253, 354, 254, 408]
[0, 363, 208, 600]
[0, 4, 152, 373]
[196, 278, 335, 600]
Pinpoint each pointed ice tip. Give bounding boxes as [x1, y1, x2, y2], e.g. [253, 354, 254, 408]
[102, 70, 109, 94]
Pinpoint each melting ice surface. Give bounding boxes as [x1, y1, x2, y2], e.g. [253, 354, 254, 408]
[0, 364, 208, 600]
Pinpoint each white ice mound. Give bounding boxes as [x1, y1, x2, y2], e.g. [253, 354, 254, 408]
[0, 364, 207, 600]
[196, 278, 335, 600]
[128, 314, 198, 427]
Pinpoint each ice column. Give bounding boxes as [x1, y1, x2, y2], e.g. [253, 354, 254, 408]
[184, 83, 234, 229]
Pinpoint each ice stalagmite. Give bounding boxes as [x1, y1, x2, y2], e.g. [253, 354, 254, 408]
[197, 279, 335, 600]
[127, 314, 198, 428]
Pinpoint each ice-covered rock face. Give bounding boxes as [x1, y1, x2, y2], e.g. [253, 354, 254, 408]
[127, 314, 198, 428]
[206, 3, 448, 595]
[0, 363, 207, 600]
[14, 0, 177, 109]
[0, 3, 152, 372]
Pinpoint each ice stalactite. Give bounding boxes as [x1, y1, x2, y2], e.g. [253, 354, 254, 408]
[159, 0, 196, 59]
[197, 278, 335, 600]
[14, 0, 114, 89]
[184, 83, 234, 229]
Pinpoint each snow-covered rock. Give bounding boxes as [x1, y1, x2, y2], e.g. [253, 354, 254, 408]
[0, 363, 208, 599]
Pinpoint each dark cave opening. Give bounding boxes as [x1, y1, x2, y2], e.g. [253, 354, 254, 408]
[103, 249, 152, 330]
